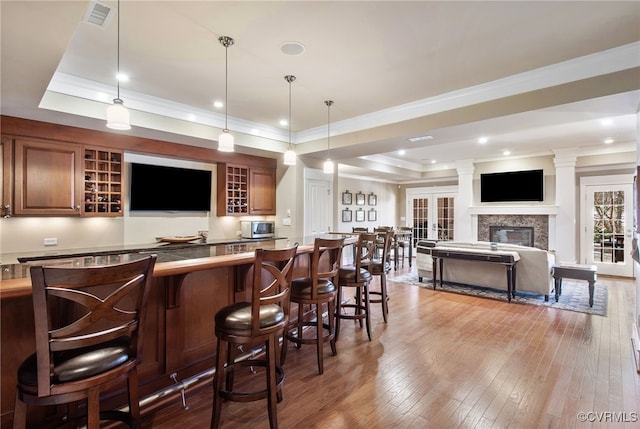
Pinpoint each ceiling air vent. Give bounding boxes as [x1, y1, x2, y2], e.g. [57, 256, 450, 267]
[83, 1, 113, 28]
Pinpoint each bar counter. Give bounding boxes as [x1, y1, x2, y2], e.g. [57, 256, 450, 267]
[0, 234, 355, 427]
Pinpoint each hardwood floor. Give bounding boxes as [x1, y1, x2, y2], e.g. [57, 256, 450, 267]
[137, 262, 640, 429]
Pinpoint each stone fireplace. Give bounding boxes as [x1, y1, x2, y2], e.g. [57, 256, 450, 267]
[478, 215, 548, 250]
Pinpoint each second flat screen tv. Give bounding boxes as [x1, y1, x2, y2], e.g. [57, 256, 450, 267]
[130, 163, 212, 211]
[480, 169, 544, 202]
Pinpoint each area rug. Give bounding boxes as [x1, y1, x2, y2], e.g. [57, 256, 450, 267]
[389, 273, 607, 316]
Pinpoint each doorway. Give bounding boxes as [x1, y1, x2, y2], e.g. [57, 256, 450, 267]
[580, 175, 634, 277]
[406, 186, 457, 245]
[304, 169, 333, 237]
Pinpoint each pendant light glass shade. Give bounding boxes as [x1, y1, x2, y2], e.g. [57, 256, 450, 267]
[106, 0, 130, 130]
[284, 147, 296, 165]
[218, 36, 235, 152]
[106, 99, 130, 130]
[218, 129, 234, 152]
[324, 100, 334, 174]
[283, 75, 297, 165]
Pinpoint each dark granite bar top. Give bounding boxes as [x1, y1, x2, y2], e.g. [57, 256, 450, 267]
[1, 234, 356, 283]
[1, 237, 291, 281]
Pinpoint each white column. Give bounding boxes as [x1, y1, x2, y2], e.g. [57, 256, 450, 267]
[455, 159, 475, 241]
[553, 148, 578, 264]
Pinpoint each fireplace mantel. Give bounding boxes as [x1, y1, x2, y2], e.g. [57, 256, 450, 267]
[468, 205, 558, 215]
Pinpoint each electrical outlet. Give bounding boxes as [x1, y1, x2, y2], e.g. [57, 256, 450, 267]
[43, 238, 58, 246]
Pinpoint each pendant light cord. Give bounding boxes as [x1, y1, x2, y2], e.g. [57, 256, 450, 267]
[116, 0, 121, 101]
[325, 100, 333, 158]
[288, 77, 292, 150]
[224, 43, 228, 130]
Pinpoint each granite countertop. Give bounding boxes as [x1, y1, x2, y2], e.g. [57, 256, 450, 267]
[1, 234, 356, 283]
[0, 238, 286, 280]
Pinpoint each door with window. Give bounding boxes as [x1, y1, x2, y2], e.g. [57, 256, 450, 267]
[406, 187, 457, 246]
[581, 175, 634, 277]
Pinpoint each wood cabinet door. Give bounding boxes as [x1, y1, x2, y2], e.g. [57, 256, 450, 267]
[13, 138, 82, 216]
[1, 137, 13, 217]
[249, 167, 276, 215]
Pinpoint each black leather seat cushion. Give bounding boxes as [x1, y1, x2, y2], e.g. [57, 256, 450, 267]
[291, 277, 335, 298]
[18, 338, 130, 385]
[338, 267, 372, 282]
[215, 302, 284, 331]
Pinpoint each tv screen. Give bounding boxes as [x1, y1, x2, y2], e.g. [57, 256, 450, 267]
[130, 163, 212, 211]
[480, 169, 544, 202]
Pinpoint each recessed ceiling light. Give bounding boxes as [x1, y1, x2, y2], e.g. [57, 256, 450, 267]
[431, 160, 436, 164]
[279, 119, 288, 127]
[398, 149, 406, 155]
[116, 72, 128, 82]
[604, 137, 614, 144]
[478, 136, 488, 144]
[280, 41, 305, 56]
[503, 150, 511, 156]
[408, 135, 433, 142]
[601, 118, 613, 126]
[213, 100, 223, 108]
[187, 114, 196, 121]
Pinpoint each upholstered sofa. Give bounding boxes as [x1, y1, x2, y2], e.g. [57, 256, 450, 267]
[416, 241, 555, 298]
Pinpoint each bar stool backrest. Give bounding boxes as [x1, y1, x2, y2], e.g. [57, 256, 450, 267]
[310, 238, 345, 299]
[248, 245, 298, 335]
[28, 255, 157, 398]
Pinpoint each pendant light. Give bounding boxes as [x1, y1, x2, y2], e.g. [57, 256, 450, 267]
[283, 75, 297, 166]
[218, 36, 235, 152]
[106, 0, 130, 130]
[323, 100, 335, 174]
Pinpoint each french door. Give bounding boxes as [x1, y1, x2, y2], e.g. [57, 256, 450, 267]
[406, 187, 457, 245]
[580, 175, 634, 277]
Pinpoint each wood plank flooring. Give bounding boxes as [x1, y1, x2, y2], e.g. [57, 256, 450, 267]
[137, 262, 640, 429]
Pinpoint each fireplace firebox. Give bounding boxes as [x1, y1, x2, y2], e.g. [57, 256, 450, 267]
[489, 226, 534, 247]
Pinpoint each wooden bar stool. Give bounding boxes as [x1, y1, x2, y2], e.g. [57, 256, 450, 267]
[336, 232, 377, 341]
[395, 226, 413, 269]
[282, 237, 344, 375]
[368, 229, 393, 322]
[211, 245, 298, 429]
[12, 255, 157, 429]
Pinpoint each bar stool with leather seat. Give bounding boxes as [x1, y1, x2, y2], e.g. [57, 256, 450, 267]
[282, 237, 344, 375]
[336, 232, 377, 341]
[12, 255, 157, 429]
[211, 245, 298, 429]
[368, 229, 393, 323]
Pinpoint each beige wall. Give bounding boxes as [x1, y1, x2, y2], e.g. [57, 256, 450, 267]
[337, 177, 398, 231]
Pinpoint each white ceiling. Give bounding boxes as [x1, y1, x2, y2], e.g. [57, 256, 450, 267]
[1, 1, 639, 182]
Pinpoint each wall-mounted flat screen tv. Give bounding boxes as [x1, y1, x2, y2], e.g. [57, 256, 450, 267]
[130, 163, 212, 211]
[480, 169, 544, 202]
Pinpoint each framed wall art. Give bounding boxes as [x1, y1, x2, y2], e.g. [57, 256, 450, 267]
[342, 191, 352, 205]
[368, 193, 377, 206]
[356, 192, 366, 205]
[342, 208, 352, 222]
[356, 208, 365, 222]
[368, 208, 377, 221]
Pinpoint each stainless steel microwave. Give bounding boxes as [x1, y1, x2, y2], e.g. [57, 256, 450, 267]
[241, 221, 276, 239]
